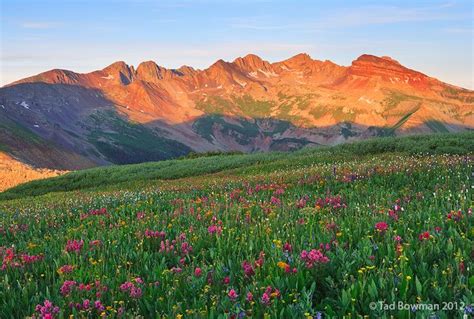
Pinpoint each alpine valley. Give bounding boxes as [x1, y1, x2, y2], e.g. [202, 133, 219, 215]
[1, 53, 473, 171]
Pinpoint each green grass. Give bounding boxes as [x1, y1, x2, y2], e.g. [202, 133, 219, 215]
[1, 132, 472, 201]
[269, 137, 313, 150]
[0, 132, 472, 318]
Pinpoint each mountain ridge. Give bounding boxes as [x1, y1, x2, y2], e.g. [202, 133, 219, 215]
[1, 53, 472, 176]
[5, 53, 450, 87]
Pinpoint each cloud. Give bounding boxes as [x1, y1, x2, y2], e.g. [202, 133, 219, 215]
[229, 23, 289, 31]
[316, 4, 467, 28]
[230, 2, 469, 32]
[443, 27, 473, 33]
[21, 22, 62, 29]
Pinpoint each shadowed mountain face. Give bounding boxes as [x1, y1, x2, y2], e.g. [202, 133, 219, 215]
[0, 53, 473, 170]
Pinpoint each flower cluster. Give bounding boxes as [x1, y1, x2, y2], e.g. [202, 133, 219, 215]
[65, 240, 84, 253]
[242, 260, 255, 277]
[315, 195, 346, 210]
[120, 278, 143, 298]
[375, 221, 389, 233]
[418, 231, 430, 241]
[144, 229, 166, 238]
[300, 249, 330, 268]
[260, 286, 280, 306]
[80, 208, 108, 220]
[33, 300, 60, 319]
[1, 247, 43, 270]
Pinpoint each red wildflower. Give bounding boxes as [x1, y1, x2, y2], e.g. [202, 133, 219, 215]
[228, 289, 238, 300]
[242, 260, 255, 277]
[375, 222, 388, 233]
[418, 231, 430, 241]
[194, 267, 202, 277]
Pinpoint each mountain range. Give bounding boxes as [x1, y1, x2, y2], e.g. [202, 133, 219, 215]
[0, 53, 473, 172]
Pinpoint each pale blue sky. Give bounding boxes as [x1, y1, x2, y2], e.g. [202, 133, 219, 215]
[1, 0, 473, 88]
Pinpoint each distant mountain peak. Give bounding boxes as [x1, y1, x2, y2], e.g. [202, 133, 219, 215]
[206, 59, 236, 74]
[287, 53, 312, 62]
[1, 52, 472, 175]
[102, 61, 135, 84]
[103, 61, 131, 72]
[136, 61, 175, 82]
[233, 53, 263, 63]
[354, 54, 401, 66]
[233, 53, 273, 73]
[176, 65, 197, 76]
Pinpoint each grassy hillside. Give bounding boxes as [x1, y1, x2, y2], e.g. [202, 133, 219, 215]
[0, 132, 472, 318]
[86, 110, 192, 164]
[1, 132, 472, 201]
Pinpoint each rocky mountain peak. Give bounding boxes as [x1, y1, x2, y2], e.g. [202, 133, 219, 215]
[136, 61, 169, 82]
[102, 61, 135, 84]
[233, 54, 272, 72]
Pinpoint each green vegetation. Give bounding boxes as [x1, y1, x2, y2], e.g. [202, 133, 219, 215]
[234, 95, 275, 118]
[1, 132, 472, 201]
[196, 95, 275, 119]
[269, 137, 314, 150]
[309, 104, 327, 119]
[332, 105, 356, 122]
[86, 111, 191, 164]
[340, 123, 356, 138]
[276, 93, 318, 122]
[192, 115, 260, 143]
[270, 120, 291, 135]
[381, 90, 422, 111]
[425, 120, 449, 133]
[439, 87, 474, 103]
[443, 87, 460, 96]
[378, 106, 420, 136]
[0, 117, 44, 145]
[179, 150, 244, 159]
[195, 96, 234, 114]
[0, 132, 472, 318]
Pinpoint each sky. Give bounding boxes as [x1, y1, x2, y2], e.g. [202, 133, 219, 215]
[0, 0, 473, 88]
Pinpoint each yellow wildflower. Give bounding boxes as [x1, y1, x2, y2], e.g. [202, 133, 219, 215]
[277, 261, 289, 270]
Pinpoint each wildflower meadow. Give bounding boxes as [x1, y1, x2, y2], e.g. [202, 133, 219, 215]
[0, 134, 472, 318]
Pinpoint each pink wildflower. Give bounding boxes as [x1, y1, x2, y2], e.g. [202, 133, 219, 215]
[246, 292, 253, 302]
[194, 267, 202, 277]
[242, 260, 255, 277]
[300, 249, 330, 268]
[228, 289, 238, 300]
[65, 240, 84, 253]
[375, 222, 388, 233]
